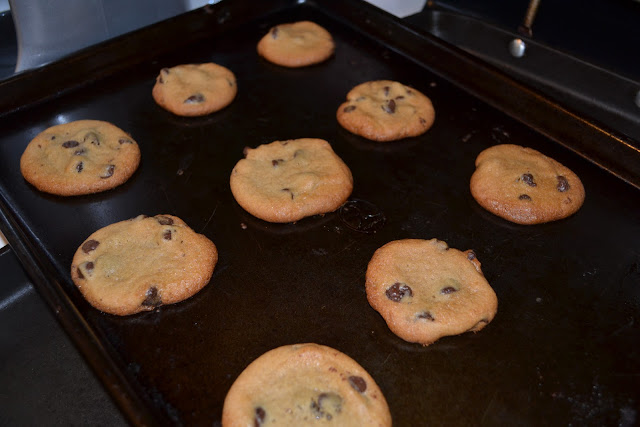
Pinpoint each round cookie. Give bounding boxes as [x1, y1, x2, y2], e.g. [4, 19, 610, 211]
[20, 120, 141, 196]
[222, 343, 392, 427]
[470, 144, 585, 224]
[230, 138, 353, 223]
[337, 80, 435, 141]
[71, 214, 217, 316]
[365, 239, 498, 346]
[257, 21, 335, 68]
[152, 63, 237, 116]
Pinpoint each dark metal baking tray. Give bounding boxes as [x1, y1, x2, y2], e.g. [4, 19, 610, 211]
[0, 0, 639, 425]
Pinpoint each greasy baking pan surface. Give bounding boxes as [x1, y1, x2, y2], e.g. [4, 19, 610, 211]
[0, 0, 639, 425]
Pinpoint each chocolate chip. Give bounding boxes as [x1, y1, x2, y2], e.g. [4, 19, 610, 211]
[395, 95, 405, 100]
[76, 162, 84, 173]
[281, 188, 294, 200]
[82, 240, 100, 254]
[419, 117, 427, 125]
[254, 407, 266, 426]
[383, 86, 390, 97]
[557, 175, 570, 192]
[272, 158, 284, 166]
[74, 148, 86, 156]
[385, 282, 413, 302]
[311, 392, 343, 420]
[184, 93, 205, 104]
[343, 105, 356, 113]
[62, 140, 79, 148]
[100, 165, 115, 179]
[118, 138, 133, 144]
[348, 376, 367, 393]
[521, 173, 537, 187]
[76, 267, 84, 279]
[156, 216, 174, 225]
[519, 194, 532, 201]
[467, 250, 476, 260]
[84, 132, 100, 145]
[141, 286, 162, 307]
[441, 286, 457, 294]
[382, 99, 396, 114]
[85, 261, 94, 271]
[418, 311, 435, 321]
[271, 27, 279, 39]
[163, 230, 172, 240]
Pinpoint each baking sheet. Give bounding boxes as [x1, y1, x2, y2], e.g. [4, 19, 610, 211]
[0, 0, 639, 425]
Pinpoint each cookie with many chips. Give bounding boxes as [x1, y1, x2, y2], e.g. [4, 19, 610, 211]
[470, 144, 585, 224]
[222, 343, 392, 427]
[20, 120, 141, 196]
[152, 63, 237, 116]
[337, 80, 435, 141]
[230, 138, 353, 223]
[257, 21, 335, 67]
[71, 214, 217, 316]
[365, 239, 498, 346]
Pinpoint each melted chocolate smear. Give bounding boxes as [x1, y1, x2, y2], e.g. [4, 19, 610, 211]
[386, 282, 413, 302]
[82, 240, 100, 254]
[62, 140, 79, 148]
[343, 105, 356, 113]
[557, 175, 570, 192]
[348, 376, 367, 393]
[254, 407, 266, 426]
[521, 173, 537, 187]
[101, 165, 115, 179]
[418, 311, 435, 321]
[156, 216, 174, 225]
[382, 99, 396, 114]
[141, 286, 162, 307]
[184, 93, 205, 104]
[339, 200, 386, 234]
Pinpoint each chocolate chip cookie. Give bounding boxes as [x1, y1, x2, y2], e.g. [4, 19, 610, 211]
[71, 214, 217, 316]
[152, 63, 237, 116]
[20, 120, 141, 196]
[366, 239, 498, 346]
[222, 343, 391, 427]
[470, 144, 585, 224]
[257, 21, 335, 67]
[230, 138, 353, 223]
[337, 80, 435, 141]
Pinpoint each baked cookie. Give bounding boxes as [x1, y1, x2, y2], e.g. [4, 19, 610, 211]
[71, 214, 217, 316]
[152, 63, 237, 116]
[230, 138, 353, 223]
[20, 120, 141, 196]
[470, 144, 585, 224]
[365, 239, 498, 346]
[257, 21, 335, 67]
[337, 80, 435, 141]
[222, 343, 391, 427]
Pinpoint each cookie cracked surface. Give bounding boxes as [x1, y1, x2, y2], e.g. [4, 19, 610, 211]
[365, 239, 498, 346]
[71, 214, 217, 316]
[470, 144, 585, 224]
[230, 138, 353, 223]
[152, 63, 237, 116]
[222, 343, 391, 427]
[257, 21, 335, 68]
[337, 80, 435, 141]
[20, 120, 141, 196]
